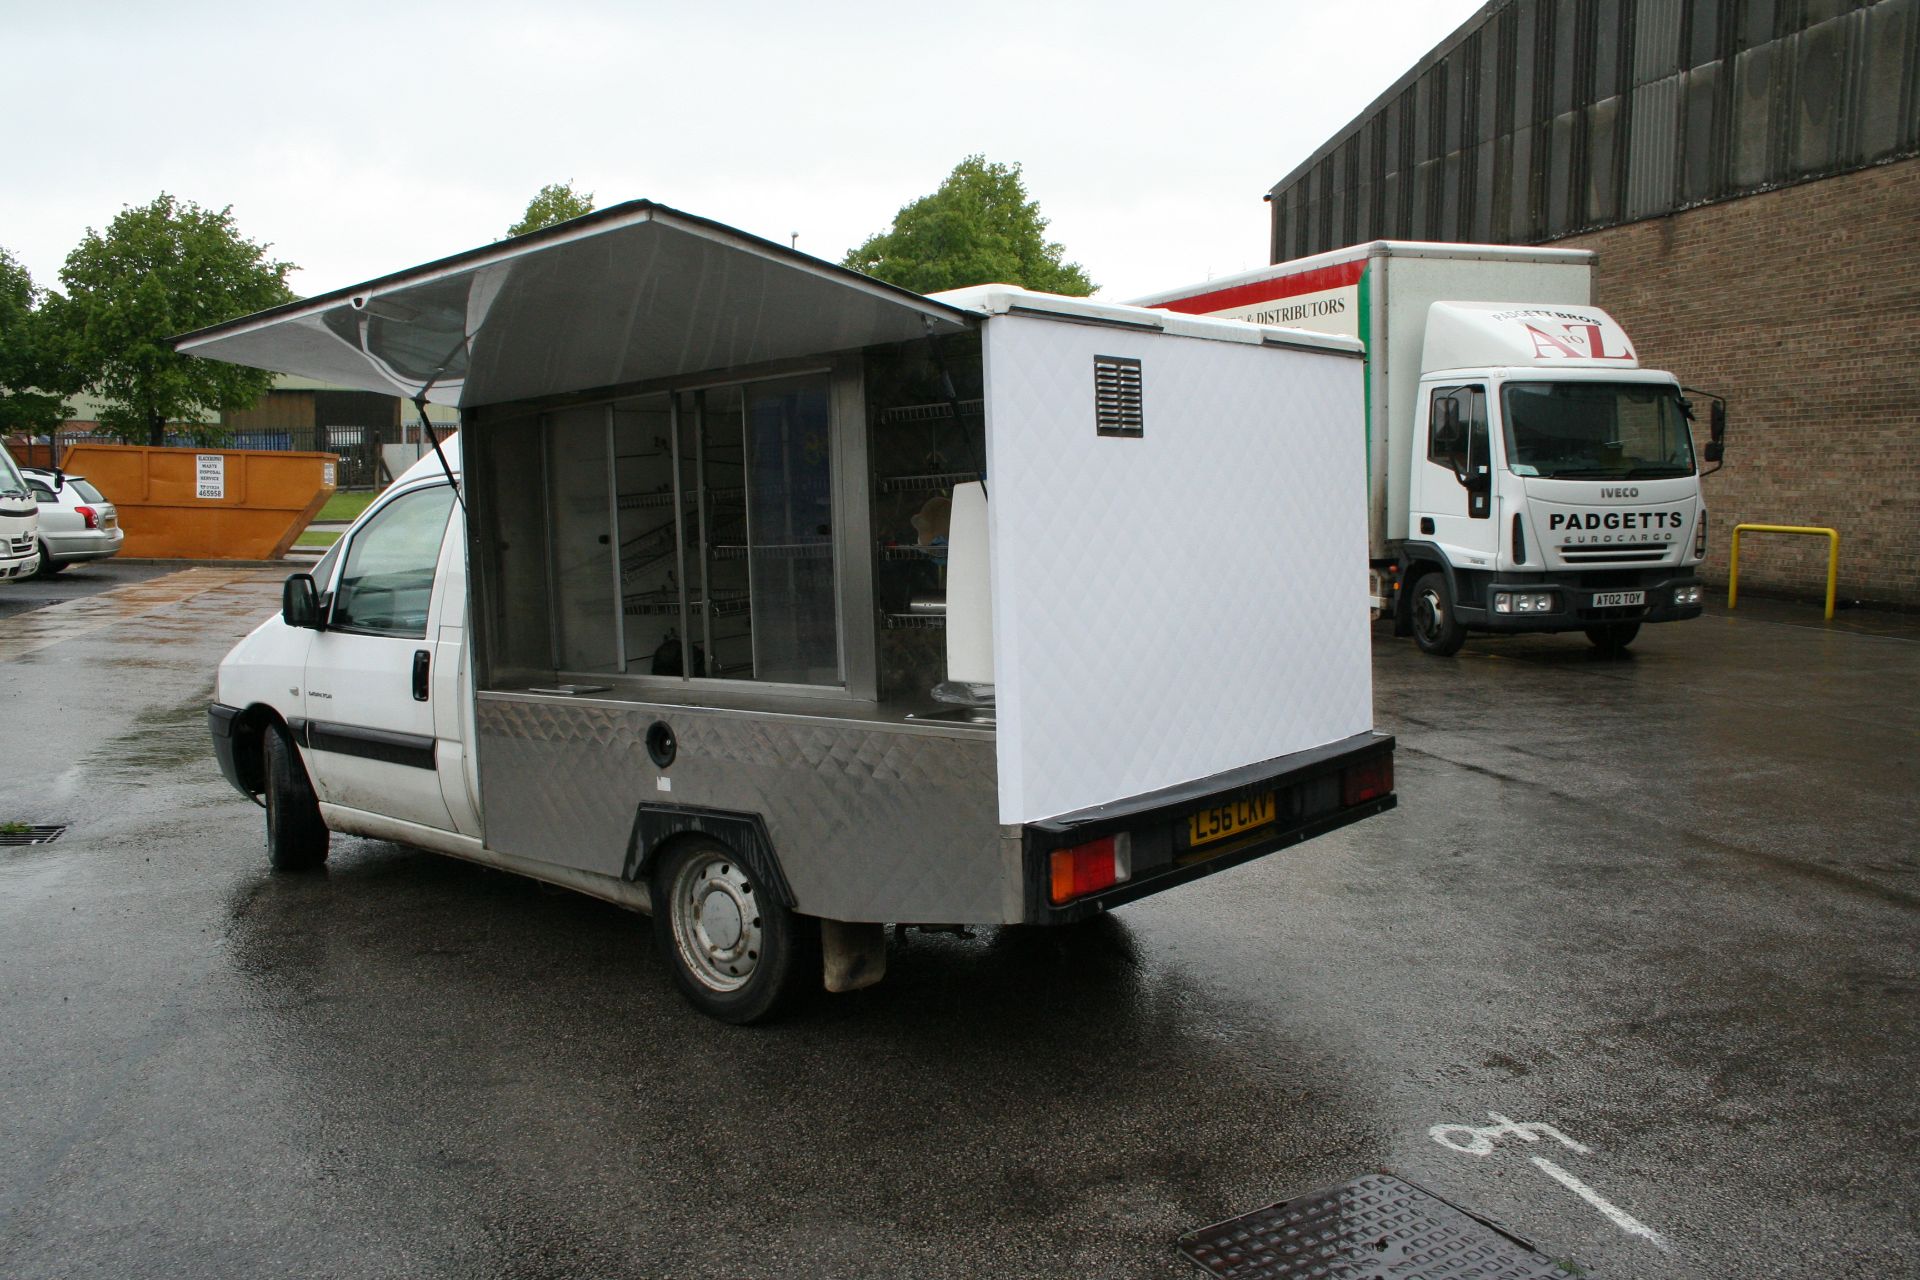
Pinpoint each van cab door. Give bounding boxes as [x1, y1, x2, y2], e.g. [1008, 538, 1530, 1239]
[302, 482, 459, 831]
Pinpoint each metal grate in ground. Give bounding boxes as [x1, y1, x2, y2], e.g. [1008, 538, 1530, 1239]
[0, 824, 67, 847]
[1179, 1172, 1567, 1279]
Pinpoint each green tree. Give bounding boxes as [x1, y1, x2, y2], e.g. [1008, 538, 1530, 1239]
[507, 181, 597, 237]
[52, 194, 296, 446]
[0, 248, 72, 436]
[842, 156, 1094, 296]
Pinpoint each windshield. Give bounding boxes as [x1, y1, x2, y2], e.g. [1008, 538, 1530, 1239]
[0, 447, 29, 500]
[1500, 382, 1695, 480]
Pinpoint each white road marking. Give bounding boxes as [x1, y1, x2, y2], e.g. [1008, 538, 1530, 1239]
[1429, 1111, 1592, 1156]
[1530, 1156, 1669, 1252]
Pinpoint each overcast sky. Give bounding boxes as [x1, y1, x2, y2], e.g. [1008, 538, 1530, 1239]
[7, 0, 1482, 304]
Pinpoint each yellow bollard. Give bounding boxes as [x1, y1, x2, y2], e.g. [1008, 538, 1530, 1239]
[1726, 524, 1840, 620]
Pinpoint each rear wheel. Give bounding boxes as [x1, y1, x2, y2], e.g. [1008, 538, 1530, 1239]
[652, 839, 814, 1024]
[1410, 572, 1466, 656]
[1584, 622, 1641, 653]
[264, 722, 329, 871]
[33, 543, 63, 577]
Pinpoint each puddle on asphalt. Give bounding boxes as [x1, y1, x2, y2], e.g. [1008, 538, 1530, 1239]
[84, 687, 219, 782]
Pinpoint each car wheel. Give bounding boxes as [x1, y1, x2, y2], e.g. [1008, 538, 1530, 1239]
[1410, 572, 1467, 656]
[1584, 622, 1641, 653]
[651, 839, 815, 1024]
[33, 543, 64, 577]
[264, 722, 329, 871]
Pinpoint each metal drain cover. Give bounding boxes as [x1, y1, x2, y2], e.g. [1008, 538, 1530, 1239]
[1179, 1172, 1565, 1279]
[0, 824, 67, 847]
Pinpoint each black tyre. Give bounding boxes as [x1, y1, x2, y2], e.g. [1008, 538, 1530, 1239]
[33, 543, 64, 577]
[1584, 622, 1641, 653]
[264, 722, 329, 871]
[1410, 572, 1467, 656]
[651, 839, 815, 1024]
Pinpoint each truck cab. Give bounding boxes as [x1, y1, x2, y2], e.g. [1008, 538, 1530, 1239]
[0, 445, 41, 582]
[1401, 303, 1712, 655]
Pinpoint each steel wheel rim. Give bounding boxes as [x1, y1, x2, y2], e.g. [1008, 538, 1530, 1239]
[1414, 588, 1445, 645]
[669, 854, 761, 993]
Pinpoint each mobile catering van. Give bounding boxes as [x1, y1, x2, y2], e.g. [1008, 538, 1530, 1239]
[188, 203, 1396, 1022]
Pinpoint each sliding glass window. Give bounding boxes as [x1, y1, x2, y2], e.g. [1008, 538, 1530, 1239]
[540, 370, 842, 689]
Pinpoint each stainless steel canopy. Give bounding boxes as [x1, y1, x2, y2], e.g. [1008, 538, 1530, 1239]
[173, 201, 975, 408]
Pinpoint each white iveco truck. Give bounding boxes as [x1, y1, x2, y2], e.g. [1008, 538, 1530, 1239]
[1135, 242, 1726, 655]
[0, 445, 42, 582]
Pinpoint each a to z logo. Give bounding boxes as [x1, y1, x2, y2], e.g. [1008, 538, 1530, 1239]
[1524, 322, 1635, 361]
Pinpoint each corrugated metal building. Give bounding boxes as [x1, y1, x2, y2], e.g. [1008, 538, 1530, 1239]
[1265, 0, 1920, 606]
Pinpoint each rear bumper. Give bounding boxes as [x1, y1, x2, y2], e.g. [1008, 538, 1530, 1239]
[1022, 731, 1395, 925]
[208, 703, 250, 797]
[44, 529, 123, 563]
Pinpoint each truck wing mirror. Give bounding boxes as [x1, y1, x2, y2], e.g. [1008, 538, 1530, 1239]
[1703, 440, 1724, 464]
[282, 573, 325, 630]
[1710, 400, 1726, 443]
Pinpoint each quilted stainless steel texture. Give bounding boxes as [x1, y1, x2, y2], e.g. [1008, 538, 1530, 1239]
[476, 696, 1004, 922]
[983, 314, 1374, 824]
[1178, 1172, 1564, 1279]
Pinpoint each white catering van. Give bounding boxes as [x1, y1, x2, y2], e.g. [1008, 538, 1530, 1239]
[191, 203, 1397, 1022]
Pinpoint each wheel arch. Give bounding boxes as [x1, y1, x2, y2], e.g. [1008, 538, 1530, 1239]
[624, 805, 796, 910]
[230, 703, 294, 796]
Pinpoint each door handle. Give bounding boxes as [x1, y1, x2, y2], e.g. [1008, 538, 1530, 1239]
[412, 649, 431, 701]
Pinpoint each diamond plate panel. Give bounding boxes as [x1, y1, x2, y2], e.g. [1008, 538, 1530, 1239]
[983, 317, 1374, 824]
[1179, 1173, 1564, 1279]
[476, 697, 1004, 923]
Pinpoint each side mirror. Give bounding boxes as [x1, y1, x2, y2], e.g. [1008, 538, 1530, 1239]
[1710, 400, 1726, 443]
[282, 573, 324, 630]
[1703, 440, 1724, 464]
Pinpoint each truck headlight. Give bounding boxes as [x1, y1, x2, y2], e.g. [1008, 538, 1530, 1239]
[1674, 585, 1702, 605]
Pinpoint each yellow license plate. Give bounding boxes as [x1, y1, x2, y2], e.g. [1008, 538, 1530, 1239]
[1187, 793, 1276, 848]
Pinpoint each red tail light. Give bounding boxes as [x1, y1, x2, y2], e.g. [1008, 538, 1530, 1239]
[1342, 756, 1394, 807]
[1048, 834, 1130, 905]
[75, 505, 99, 530]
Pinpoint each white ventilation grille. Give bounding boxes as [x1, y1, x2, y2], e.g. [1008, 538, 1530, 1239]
[1094, 355, 1143, 437]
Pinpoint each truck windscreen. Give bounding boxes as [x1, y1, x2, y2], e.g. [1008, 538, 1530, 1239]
[1500, 382, 1695, 480]
[0, 448, 29, 499]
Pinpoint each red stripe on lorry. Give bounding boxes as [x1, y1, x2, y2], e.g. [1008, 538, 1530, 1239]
[1148, 259, 1367, 315]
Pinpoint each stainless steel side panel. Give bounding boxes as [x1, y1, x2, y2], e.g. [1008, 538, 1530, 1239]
[476, 695, 1004, 924]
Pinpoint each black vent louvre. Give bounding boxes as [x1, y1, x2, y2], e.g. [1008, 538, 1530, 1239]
[1094, 355, 1143, 437]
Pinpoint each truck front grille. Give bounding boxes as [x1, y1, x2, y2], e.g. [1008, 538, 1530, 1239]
[1560, 544, 1667, 563]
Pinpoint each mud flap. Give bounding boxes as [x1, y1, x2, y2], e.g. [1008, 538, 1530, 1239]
[820, 920, 887, 993]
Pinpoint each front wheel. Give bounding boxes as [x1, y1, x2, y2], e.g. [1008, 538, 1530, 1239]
[652, 839, 814, 1024]
[264, 722, 329, 871]
[1585, 622, 1641, 653]
[1410, 572, 1467, 656]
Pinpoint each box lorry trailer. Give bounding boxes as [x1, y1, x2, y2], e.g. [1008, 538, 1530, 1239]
[1133, 242, 1726, 655]
[184, 203, 1397, 1023]
[0, 445, 42, 581]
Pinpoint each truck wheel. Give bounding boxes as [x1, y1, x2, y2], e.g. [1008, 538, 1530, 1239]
[1584, 622, 1641, 653]
[1410, 572, 1466, 656]
[264, 722, 329, 871]
[652, 839, 815, 1024]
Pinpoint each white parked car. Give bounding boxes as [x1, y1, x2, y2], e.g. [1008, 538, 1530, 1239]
[23, 467, 124, 575]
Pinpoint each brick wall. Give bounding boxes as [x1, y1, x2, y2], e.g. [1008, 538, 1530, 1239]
[1558, 158, 1920, 608]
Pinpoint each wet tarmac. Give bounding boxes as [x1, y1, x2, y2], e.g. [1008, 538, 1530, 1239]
[0, 569, 1913, 1278]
